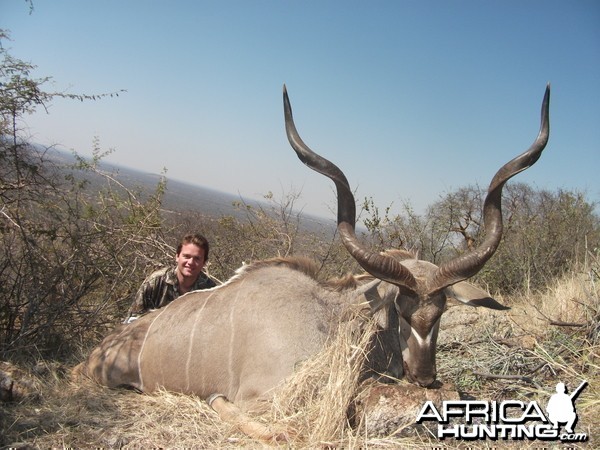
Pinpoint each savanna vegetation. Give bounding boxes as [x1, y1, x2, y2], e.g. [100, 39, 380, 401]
[1, 31, 598, 448]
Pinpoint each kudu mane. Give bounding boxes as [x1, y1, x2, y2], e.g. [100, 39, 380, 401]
[234, 251, 416, 293]
[234, 256, 321, 281]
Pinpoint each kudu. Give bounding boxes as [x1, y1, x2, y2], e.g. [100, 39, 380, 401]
[75, 84, 550, 431]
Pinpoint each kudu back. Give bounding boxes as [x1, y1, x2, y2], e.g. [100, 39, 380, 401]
[75, 85, 550, 413]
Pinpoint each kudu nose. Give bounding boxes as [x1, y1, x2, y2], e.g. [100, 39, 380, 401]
[403, 361, 437, 388]
[416, 376, 437, 388]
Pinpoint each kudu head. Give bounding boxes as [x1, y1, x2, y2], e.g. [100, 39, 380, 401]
[283, 85, 550, 387]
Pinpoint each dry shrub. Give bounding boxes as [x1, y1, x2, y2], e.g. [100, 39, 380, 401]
[435, 266, 600, 445]
[509, 270, 598, 336]
[266, 310, 378, 446]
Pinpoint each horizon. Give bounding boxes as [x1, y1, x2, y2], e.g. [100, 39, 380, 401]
[2, 1, 599, 217]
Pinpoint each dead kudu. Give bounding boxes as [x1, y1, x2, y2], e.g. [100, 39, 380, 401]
[74, 85, 550, 441]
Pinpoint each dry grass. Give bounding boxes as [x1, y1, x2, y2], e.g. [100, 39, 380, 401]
[1, 267, 598, 449]
[266, 313, 378, 445]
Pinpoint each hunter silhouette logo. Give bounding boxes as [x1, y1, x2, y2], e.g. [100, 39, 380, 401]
[415, 380, 589, 442]
[546, 380, 587, 436]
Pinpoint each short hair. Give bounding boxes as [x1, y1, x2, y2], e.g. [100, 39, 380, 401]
[177, 233, 210, 261]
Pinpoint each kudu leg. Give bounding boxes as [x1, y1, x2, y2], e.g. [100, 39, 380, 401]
[208, 394, 290, 443]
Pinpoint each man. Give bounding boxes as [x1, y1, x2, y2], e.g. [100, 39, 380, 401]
[125, 233, 217, 322]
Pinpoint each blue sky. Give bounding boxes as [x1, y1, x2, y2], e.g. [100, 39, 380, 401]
[2, 0, 599, 219]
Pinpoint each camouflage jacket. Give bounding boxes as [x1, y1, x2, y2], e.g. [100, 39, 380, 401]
[126, 266, 216, 319]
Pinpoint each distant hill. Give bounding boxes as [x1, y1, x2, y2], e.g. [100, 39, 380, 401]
[44, 146, 336, 234]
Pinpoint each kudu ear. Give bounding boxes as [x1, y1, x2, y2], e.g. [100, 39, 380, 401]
[356, 279, 388, 316]
[446, 281, 510, 310]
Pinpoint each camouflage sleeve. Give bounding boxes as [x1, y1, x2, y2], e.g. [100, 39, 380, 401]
[127, 276, 159, 317]
[197, 272, 217, 289]
[126, 284, 147, 318]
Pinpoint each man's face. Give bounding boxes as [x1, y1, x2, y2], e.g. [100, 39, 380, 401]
[176, 243, 206, 280]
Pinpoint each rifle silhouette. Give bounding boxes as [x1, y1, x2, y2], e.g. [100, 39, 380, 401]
[569, 380, 588, 401]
